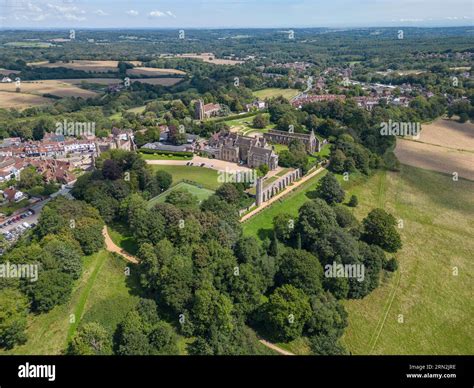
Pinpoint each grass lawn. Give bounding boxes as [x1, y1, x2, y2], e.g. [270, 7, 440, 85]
[79, 253, 141, 340]
[242, 169, 327, 240]
[340, 165, 474, 355]
[148, 181, 215, 208]
[224, 113, 274, 135]
[275, 337, 311, 355]
[127, 105, 146, 114]
[150, 165, 221, 190]
[253, 88, 300, 100]
[271, 143, 289, 154]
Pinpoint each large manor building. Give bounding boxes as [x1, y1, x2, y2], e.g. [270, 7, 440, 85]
[206, 131, 278, 170]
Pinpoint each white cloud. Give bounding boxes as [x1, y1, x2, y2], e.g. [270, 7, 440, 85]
[399, 18, 424, 22]
[126, 10, 139, 16]
[27, 2, 43, 13]
[166, 11, 177, 18]
[94, 9, 108, 17]
[149, 11, 165, 18]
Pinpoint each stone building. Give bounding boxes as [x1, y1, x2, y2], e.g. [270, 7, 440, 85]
[195, 99, 221, 120]
[206, 131, 278, 170]
[255, 169, 301, 206]
[263, 129, 321, 153]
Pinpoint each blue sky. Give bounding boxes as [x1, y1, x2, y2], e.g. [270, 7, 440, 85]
[0, 0, 472, 28]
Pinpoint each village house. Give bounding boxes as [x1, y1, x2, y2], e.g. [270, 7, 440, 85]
[2, 187, 26, 203]
[245, 101, 266, 112]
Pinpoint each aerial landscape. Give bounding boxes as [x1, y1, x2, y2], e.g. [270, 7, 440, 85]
[0, 0, 472, 384]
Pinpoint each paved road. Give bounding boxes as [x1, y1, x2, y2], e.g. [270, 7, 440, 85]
[1, 187, 72, 233]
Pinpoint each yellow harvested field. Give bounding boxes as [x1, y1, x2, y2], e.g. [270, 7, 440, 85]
[0, 80, 97, 99]
[395, 118, 474, 181]
[163, 53, 244, 65]
[59, 78, 122, 85]
[28, 60, 142, 72]
[0, 91, 53, 109]
[127, 67, 185, 76]
[0, 68, 20, 75]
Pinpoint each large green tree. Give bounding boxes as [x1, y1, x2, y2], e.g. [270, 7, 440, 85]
[261, 284, 311, 342]
[362, 209, 402, 252]
[0, 289, 29, 349]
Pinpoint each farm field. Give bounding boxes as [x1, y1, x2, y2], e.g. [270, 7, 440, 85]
[0, 80, 97, 99]
[0, 68, 20, 75]
[4, 42, 53, 48]
[0, 90, 53, 109]
[127, 67, 185, 76]
[395, 118, 474, 181]
[148, 181, 215, 208]
[340, 166, 474, 355]
[163, 53, 244, 65]
[150, 165, 221, 190]
[28, 60, 142, 72]
[61, 78, 122, 85]
[253, 88, 300, 100]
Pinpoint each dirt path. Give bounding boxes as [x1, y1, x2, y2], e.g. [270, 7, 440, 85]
[240, 166, 325, 222]
[259, 340, 295, 355]
[102, 226, 139, 264]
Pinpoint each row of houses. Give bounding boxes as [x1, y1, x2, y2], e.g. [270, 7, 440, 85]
[0, 156, 76, 185]
[0, 130, 135, 159]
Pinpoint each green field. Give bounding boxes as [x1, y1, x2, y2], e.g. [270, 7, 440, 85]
[4, 42, 53, 48]
[242, 169, 327, 240]
[150, 165, 221, 190]
[341, 166, 474, 355]
[79, 253, 141, 337]
[148, 181, 215, 208]
[253, 88, 300, 100]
